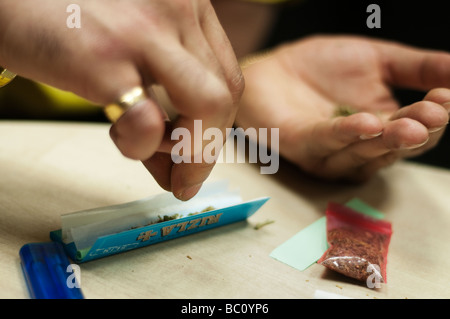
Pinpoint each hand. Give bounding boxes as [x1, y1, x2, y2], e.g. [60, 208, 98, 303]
[236, 35, 450, 181]
[0, 0, 244, 199]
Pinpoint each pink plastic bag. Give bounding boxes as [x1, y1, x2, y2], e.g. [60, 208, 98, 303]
[318, 202, 392, 283]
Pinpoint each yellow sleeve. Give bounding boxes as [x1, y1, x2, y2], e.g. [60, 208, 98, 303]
[0, 67, 17, 88]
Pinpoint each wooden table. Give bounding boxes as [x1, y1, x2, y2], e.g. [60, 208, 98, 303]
[1, 121, 449, 299]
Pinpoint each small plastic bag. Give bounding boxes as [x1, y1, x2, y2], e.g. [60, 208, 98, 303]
[317, 202, 392, 283]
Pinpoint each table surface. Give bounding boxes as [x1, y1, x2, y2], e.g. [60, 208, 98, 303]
[1, 120, 449, 299]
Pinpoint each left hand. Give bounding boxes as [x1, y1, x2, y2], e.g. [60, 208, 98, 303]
[236, 35, 450, 181]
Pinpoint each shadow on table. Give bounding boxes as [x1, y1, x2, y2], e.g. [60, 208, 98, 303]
[247, 155, 393, 214]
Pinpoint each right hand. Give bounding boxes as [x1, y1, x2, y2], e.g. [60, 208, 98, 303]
[0, 0, 244, 200]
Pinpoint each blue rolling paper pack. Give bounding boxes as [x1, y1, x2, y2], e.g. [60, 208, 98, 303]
[50, 181, 269, 263]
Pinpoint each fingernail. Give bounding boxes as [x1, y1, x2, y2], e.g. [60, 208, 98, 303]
[360, 131, 383, 140]
[428, 124, 447, 133]
[177, 183, 203, 201]
[399, 137, 429, 150]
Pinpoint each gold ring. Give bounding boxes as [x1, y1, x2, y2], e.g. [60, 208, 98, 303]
[104, 86, 147, 123]
[0, 67, 17, 88]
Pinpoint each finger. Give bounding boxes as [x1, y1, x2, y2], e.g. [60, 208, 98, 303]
[389, 98, 449, 154]
[300, 112, 383, 160]
[144, 132, 217, 201]
[108, 87, 166, 160]
[139, 25, 232, 121]
[146, 41, 233, 154]
[199, 2, 245, 105]
[378, 41, 450, 90]
[145, 137, 216, 201]
[171, 161, 215, 200]
[423, 88, 450, 140]
[164, 116, 223, 200]
[175, 3, 244, 105]
[396, 88, 450, 157]
[136, 4, 242, 200]
[77, 58, 168, 161]
[423, 87, 450, 112]
[320, 117, 429, 179]
[142, 152, 173, 192]
[139, 39, 230, 199]
[145, 18, 239, 199]
[390, 100, 449, 131]
[147, 115, 222, 200]
[322, 93, 450, 179]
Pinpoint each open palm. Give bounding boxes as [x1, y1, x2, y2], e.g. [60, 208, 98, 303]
[236, 35, 450, 181]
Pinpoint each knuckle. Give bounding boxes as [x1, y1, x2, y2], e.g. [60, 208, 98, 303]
[416, 100, 438, 111]
[424, 87, 450, 104]
[198, 84, 233, 117]
[391, 117, 412, 130]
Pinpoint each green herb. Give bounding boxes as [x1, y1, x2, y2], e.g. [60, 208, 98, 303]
[128, 206, 216, 231]
[254, 219, 275, 230]
[187, 206, 215, 216]
[157, 214, 180, 222]
[334, 105, 357, 117]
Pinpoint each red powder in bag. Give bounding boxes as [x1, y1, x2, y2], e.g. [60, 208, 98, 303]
[317, 202, 392, 283]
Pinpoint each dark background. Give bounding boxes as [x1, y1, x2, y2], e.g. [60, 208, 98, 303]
[264, 0, 450, 169]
